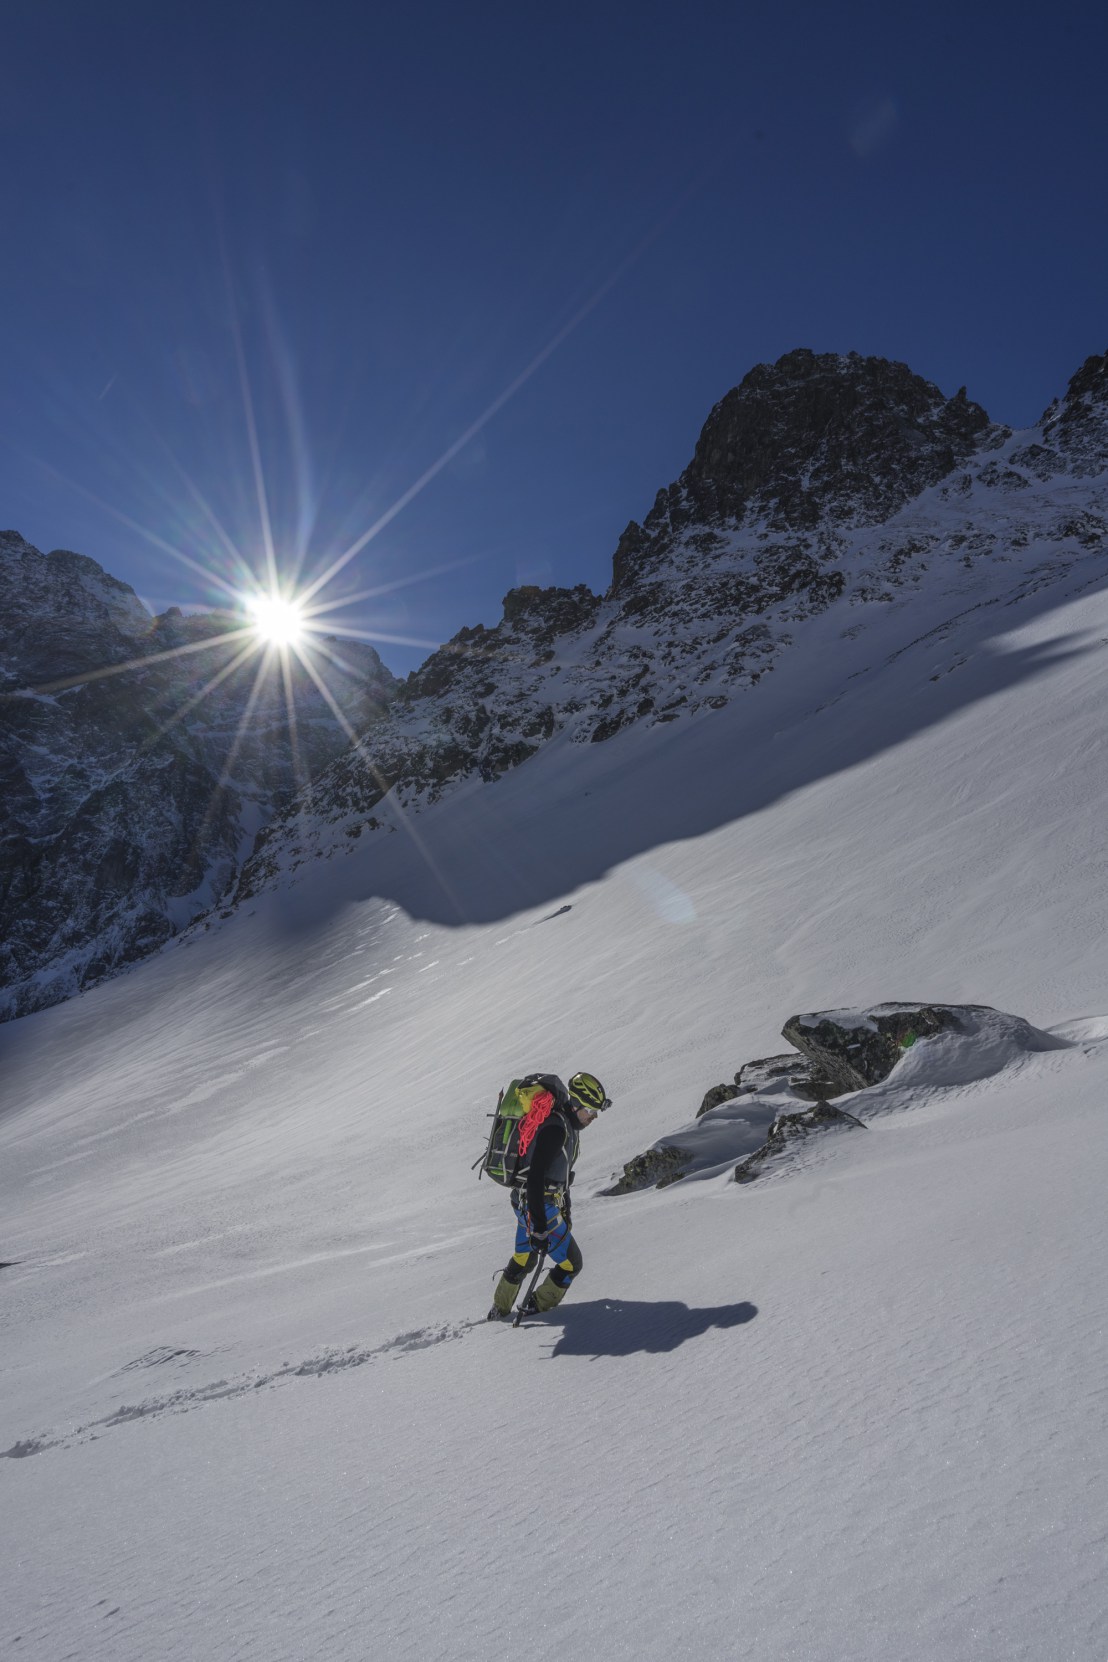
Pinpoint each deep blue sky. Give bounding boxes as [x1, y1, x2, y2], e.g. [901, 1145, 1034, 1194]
[2, 0, 1106, 673]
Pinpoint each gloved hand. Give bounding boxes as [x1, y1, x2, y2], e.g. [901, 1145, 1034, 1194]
[527, 1226, 552, 1251]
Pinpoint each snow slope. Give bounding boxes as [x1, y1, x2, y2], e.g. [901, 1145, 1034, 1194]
[3, 559, 1108, 1660]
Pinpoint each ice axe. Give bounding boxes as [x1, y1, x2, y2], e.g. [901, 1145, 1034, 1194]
[513, 1248, 547, 1327]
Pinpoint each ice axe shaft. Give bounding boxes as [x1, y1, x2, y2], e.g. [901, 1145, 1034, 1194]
[513, 1249, 547, 1327]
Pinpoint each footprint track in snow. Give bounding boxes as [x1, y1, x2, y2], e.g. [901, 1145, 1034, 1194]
[1, 1322, 479, 1458]
[117, 1345, 208, 1373]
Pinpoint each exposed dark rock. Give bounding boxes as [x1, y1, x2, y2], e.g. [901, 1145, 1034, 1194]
[501, 583, 600, 636]
[611, 350, 993, 592]
[976, 461, 1030, 492]
[600, 1144, 694, 1195]
[697, 1080, 749, 1118]
[404, 584, 601, 705]
[399, 627, 495, 703]
[781, 1004, 967, 1096]
[0, 530, 152, 683]
[589, 703, 650, 744]
[733, 1102, 867, 1183]
[1040, 350, 1108, 475]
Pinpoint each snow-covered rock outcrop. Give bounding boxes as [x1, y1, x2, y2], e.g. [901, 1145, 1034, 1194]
[603, 1002, 1072, 1192]
[782, 1003, 968, 1097]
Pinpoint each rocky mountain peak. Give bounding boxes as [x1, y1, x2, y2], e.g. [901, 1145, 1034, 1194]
[398, 583, 601, 705]
[500, 582, 600, 633]
[1, 532, 154, 686]
[612, 350, 992, 592]
[1060, 349, 1108, 404]
[1039, 350, 1108, 472]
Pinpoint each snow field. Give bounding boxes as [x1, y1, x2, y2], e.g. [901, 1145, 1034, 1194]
[4, 564, 1108, 1658]
[4, 1036, 1107, 1661]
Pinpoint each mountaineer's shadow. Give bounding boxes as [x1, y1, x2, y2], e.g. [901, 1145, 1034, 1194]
[540, 1297, 757, 1358]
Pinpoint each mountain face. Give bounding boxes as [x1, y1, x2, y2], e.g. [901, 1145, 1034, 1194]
[3, 347, 1107, 1017]
[233, 347, 1108, 899]
[0, 535, 396, 1020]
[611, 347, 992, 585]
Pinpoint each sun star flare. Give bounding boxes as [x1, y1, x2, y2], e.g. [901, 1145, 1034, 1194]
[247, 591, 307, 648]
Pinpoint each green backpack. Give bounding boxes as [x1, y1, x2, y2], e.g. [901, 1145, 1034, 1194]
[476, 1078, 556, 1186]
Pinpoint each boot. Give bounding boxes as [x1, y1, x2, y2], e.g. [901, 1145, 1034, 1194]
[531, 1275, 568, 1314]
[488, 1273, 518, 1319]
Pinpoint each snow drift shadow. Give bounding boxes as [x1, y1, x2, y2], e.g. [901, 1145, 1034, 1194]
[542, 1297, 758, 1358]
[323, 608, 1101, 932]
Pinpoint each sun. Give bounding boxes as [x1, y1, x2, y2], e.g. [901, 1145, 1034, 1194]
[246, 591, 307, 648]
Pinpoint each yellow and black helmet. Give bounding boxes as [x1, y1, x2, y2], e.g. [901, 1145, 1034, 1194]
[568, 1071, 611, 1113]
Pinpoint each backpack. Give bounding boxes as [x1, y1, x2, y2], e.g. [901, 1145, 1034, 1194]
[476, 1078, 556, 1185]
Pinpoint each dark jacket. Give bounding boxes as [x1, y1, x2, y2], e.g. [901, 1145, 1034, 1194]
[518, 1073, 580, 1232]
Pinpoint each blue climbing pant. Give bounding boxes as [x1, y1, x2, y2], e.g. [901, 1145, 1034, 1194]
[505, 1192, 583, 1289]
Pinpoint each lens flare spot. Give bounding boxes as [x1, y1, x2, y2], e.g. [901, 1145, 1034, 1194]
[624, 864, 698, 924]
